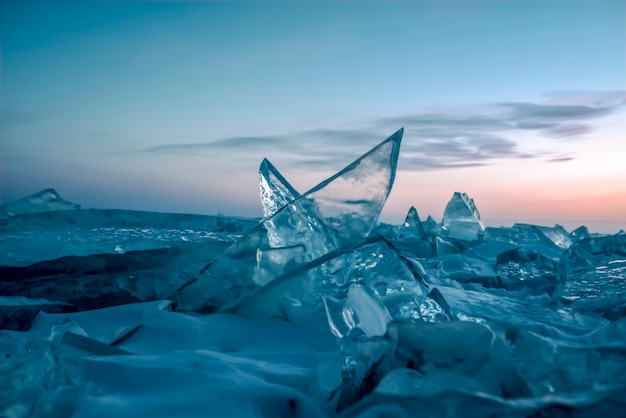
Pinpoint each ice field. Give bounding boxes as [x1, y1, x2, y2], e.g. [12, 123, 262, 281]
[1, 129, 625, 417]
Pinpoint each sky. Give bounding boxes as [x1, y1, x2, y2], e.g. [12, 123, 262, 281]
[1, 1, 625, 233]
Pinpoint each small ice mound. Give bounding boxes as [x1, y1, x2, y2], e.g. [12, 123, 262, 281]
[0, 188, 81, 217]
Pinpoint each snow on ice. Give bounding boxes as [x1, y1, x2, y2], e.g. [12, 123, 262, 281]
[1, 128, 626, 417]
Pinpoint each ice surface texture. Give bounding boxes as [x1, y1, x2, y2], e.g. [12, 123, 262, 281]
[2, 126, 626, 417]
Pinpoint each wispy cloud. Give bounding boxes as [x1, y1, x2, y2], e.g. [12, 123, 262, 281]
[141, 135, 293, 157]
[543, 90, 626, 107]
[543, 123, 593, 138]
[135, 90, 625, 172]
[546, 156, 575, 163]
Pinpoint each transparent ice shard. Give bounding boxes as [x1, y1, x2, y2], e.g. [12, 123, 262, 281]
[423, 287, 456, 322]
[534, 224, 572, 249]
[323, 284, 392, 339]
[258, 158, 300, 219]
[175, 129, 404, 312]
[395, 206, 426, 241]
[300, 127, 403, 245]
[253, 245, 306, 285]
[323, 295, 353, 338]
[440, 192, 484, 241]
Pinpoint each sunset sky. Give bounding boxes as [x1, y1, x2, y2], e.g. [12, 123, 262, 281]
[2, 1, 625, 233]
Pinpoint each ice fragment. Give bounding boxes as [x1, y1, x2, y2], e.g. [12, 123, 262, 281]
[440, 192, 484, 241]
[258, 158, 300, 219]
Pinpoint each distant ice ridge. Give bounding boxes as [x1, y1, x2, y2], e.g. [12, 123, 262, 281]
[2, 127, 626, 417]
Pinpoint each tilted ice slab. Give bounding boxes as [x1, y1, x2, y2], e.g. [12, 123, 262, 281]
[174, 129, 403, 312]
[258, 158, 300, 219]
[440, 192, 485, 241]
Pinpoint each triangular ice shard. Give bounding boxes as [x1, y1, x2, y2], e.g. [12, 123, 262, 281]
[300, 128, 403, 244]
[258, 158, 300, 219]
[440, 192, 484, 241]
[396, 206, 426, 240]
[174, 129, 404, 312]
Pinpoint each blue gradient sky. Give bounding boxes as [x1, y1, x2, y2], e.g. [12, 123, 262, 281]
[1, 1, 625, 232]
